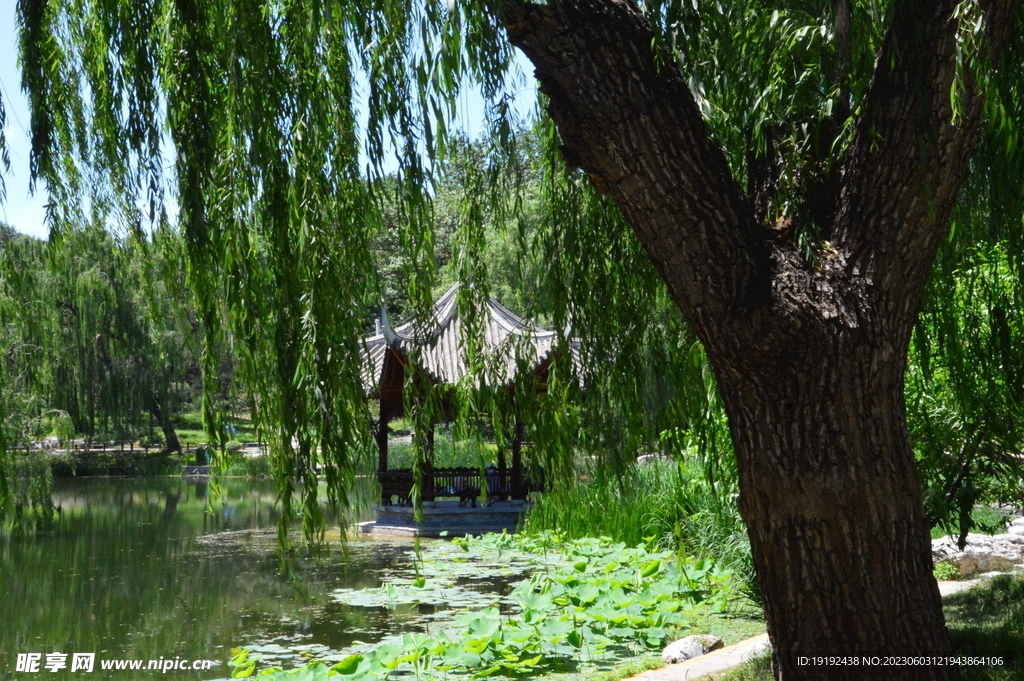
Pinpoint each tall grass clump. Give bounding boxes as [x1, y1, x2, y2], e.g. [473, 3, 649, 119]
[522, 458, 752, 582]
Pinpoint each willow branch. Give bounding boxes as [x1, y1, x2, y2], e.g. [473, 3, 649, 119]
[832, 0, 852, 124]
[501, 0, 769, 347]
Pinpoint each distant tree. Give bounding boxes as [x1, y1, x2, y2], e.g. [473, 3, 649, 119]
[50, 225, 196, 452]
[910, 242, 1024, 545]
[0, 222, 197, 453]
[0, 229, 50, 449]
[0, 222, 17, 246]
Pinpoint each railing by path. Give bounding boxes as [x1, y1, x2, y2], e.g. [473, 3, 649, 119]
[20, 439, 168, 456]
[18, 439, 268, 457]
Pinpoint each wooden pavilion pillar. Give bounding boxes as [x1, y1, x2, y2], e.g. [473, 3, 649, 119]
[511, 415, 525, 500]
[377, 407, 389, 504]
[377, 407, 390, 471]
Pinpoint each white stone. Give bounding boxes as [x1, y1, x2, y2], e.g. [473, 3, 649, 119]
[636, 453, 672, 465]
[661, 634, 724, 664]
[747, 638, 773, 658]
[978, 571, 1006, 580]
[932, 533, 1024, 578]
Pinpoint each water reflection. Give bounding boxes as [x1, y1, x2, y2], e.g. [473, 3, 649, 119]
[0, 477, 443, 679]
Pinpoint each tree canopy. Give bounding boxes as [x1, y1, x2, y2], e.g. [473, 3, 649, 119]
[10, 0, 718, 533]
[0, 221, 199, 448]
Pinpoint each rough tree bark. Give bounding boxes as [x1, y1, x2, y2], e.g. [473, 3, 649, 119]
[502, 0, 1017, 678]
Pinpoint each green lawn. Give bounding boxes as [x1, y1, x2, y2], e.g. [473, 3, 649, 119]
[946, 574, 1024, 681]
[171, 411, 258, 447]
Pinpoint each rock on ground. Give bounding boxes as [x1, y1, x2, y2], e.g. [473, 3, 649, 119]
[661, 634, 724, 664]
[1008, 517, 1024, 536]
[932, 533, 1024, 579]
[636, 453, 672, 465]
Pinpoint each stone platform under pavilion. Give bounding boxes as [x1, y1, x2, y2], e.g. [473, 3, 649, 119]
[356, 499, 533, 538]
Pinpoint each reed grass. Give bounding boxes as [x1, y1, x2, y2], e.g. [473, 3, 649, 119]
[521, 458, 753, 584]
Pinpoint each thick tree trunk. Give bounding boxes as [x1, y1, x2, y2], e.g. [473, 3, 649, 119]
[501, 0, 1018, 678]
[714, 330, 949, 679]
[150, 398, 182, 455]
[162, 422, 183, 455]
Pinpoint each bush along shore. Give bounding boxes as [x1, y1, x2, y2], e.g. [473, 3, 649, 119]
[9, 439, 275, 478]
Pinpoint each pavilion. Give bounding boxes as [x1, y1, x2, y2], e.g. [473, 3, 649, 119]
[358, 284, 574, 536]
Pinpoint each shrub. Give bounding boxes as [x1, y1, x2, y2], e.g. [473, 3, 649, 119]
[933, 561, 960, 581]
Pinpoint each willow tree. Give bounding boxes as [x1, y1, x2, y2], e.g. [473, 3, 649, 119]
[0, 221, 194, 450]
[44, 224, 195, 451]
[12, 0, 1024, 678]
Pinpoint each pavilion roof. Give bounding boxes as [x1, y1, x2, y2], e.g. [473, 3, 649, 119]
[361, 284, 577, 394]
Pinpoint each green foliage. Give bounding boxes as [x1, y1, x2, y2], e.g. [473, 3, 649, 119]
[377, 428, 497, 471]
[370, 130, 544, 323]
[910, 240, 1024, 544]
[10, 0, 1024, 570]
[230, 533, 739, 679]
[223, 454, 274, 479]
[0, 232, 51, 454]
[655, 3, 876, 206]
[902, 8, 1024, 547]
[533, 161, 726, 476]
[0, 221, 198, 454]
[711, 653, 774, 681]
[934, 562, 961, 582]
[7, 0, 740, 551]
[932, 506, 1013, 541]
[523, 459, 750, 578]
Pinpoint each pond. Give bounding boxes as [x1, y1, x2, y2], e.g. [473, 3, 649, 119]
[0, 477, 525, 680]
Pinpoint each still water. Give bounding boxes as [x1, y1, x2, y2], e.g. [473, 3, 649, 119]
[1, 477, 504, 680]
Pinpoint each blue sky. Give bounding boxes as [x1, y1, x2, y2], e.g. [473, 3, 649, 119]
[0, 7, 538, 241]
[0, 7, 49, 239]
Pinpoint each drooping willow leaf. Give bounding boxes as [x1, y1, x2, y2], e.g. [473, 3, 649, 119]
[8, 0, 1024, 553]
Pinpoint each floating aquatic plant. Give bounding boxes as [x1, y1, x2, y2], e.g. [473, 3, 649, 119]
[230, 533, 736, 679]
